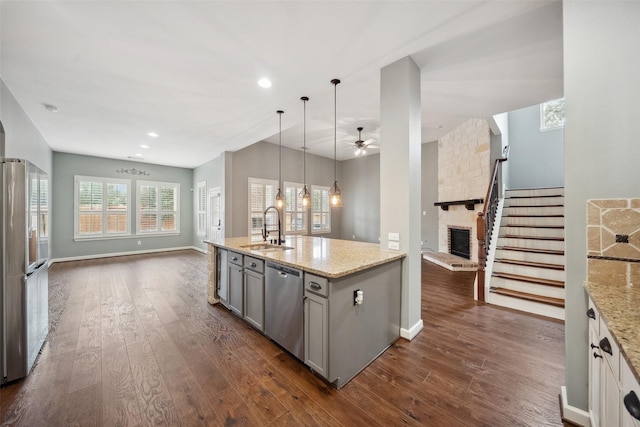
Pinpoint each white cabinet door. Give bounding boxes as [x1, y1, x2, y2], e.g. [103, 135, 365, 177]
[590, 325, 602, 427]
[602, 359, 621, 427]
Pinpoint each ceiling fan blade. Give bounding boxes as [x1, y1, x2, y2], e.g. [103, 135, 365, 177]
[367, 144, 380, 149]
[362, 138, 376, 146]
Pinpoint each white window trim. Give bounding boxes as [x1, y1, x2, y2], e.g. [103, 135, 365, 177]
[539, 99, 565, 132]
[136, 180, 180, 236]
[248, 177, 278, 241]
[196, 181, 207, 236]
[311, 185, 331, 234]
[74, 175, 131, 240]
[283, 181, 308, 235]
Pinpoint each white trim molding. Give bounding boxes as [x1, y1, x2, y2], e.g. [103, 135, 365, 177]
[560, 386, 590, 427]
[49, 246, 202, 265]
[400, 319, 424, 341]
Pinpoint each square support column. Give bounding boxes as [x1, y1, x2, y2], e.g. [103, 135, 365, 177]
[380, 56, 423, 340]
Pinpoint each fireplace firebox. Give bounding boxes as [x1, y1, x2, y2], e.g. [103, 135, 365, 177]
[449, 227, 471, 259]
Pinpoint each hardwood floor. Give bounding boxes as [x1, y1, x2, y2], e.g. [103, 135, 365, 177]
[0, 250, 566, 426]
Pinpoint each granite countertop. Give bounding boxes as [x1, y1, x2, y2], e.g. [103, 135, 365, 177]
[204, 235, 405, 279]
[585, 258, 640, 383]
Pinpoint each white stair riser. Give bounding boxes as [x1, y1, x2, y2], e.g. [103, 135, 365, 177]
[497, 237, 564, 251]
[495, 249, 565, 265]
[504, 197, 564, 207]
[499, 226, 564, 238]
[506, 188, 565, 198]
[487, 292, 565, 320]
[493, 263, 565, 282]
[501, 216, 564, 227]
[490, 278, 566, 299]
[504, 206, 564, 216]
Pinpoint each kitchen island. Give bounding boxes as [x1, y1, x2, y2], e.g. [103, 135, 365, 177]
[205, 235, 405, 388]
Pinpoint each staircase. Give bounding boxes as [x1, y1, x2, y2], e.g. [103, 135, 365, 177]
[487, 187, 565, 320]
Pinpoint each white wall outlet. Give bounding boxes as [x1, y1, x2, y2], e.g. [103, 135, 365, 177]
[388, 232, 400, 241]
[353, 234, 356, 239]
[388, 241, 400, 250]
[423, 211, 427, 216]
[137, 240, 142, 246]
[354, 289, 364, 305]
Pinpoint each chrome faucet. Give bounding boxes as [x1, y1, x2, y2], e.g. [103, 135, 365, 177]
[262, 205, 284, 245]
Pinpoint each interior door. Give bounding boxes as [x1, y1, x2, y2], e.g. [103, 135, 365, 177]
[209, 187, 223, 242]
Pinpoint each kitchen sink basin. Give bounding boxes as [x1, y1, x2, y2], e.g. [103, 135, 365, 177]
[240, 243, 294, 252]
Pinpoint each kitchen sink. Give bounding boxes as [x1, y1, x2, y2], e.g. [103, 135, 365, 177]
[240, 243, 294, 252]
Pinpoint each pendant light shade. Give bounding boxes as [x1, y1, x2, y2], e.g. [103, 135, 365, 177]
[329, 79, 342, 207]
[275, 110, 285, 209]
[300, 96, 311, 208]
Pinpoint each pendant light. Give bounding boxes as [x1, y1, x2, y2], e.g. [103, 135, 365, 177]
[300, 96, 311, 208]
[275, 110, 285, 208]
[329, 78, 342, 207]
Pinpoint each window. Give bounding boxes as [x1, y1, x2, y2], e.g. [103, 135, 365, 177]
[196, 181, 207, 236]
[311, 185, 330, 234]
[540, 98, 565, 131]
[74, 175, 130, 239]
[284, 182, 307, 234]
[137, 180, 180, 235]
[248, 177, 278, 241]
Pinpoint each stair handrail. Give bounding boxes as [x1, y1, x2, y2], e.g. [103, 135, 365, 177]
[476, 145, 509, 302]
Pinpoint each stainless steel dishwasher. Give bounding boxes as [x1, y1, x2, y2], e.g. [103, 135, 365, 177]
[265, 262, 304, 360]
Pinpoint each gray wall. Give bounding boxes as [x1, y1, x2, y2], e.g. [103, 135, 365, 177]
[52, 152, 194, 260]
[0, 79, 52, 172]
[229, 140, 341, 239]
[421, 141, 438, 251]
[192, 152, 226, 252]
[340, 153, 380, 243]
[564, 2, 640, 411]
[508, 104, 564, 189]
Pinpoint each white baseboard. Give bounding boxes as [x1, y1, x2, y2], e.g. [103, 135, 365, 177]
[400, 319, 424, 341]
[49, 246, 203, 265]
[560, 386, 590, 426]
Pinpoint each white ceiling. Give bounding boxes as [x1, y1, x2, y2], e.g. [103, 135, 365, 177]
[0, 1, 563, 168]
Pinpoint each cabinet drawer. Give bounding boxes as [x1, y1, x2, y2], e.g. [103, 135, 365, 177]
[599, 317, 621, 383]
[622, 356, 640, 423]
[244, 256, 264, 273]
[229, 251, 243, 266]
[588, 297, 599, 335]
[305, 273, 328, 297]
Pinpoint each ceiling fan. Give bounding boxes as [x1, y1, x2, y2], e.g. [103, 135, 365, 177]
[347, 127, 379, 156]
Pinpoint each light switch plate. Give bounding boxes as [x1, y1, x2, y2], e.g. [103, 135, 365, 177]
[388, 232, 400, 241]
[388, 241, 400, 250]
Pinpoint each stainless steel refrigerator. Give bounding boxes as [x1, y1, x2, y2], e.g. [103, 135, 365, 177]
[1, 158, 49, 384]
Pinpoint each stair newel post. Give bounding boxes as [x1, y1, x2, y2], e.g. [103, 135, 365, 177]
[477, 212, 486, 302]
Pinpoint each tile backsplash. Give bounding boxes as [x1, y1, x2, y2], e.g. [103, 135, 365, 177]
[587, 198, 640, 261]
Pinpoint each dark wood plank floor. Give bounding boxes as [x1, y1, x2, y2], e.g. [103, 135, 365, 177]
[1, 250, 566, 426]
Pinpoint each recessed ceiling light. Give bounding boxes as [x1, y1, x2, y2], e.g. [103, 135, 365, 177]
[140, 144, 149, 149]
[258, 78, 272, 88]
[135, 153, 143, 157]
[44, 103, 58, 113]
[147, 132, 158, 137]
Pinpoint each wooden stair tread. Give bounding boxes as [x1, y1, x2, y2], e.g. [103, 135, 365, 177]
[505, 204, 564, 208]
[490, 287, 565, 308]
[500, 234, 564, 241]
[501, 225, 565, 229]
[497, 246, 564, 256]
[506, 193, 564, 199]
[495, 258, 564, 270]
[502, 214, 564, 218]
[491, 272, 564, 287]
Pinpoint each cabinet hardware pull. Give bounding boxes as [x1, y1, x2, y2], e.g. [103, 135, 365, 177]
[593, 352, 603, 359]
[590, 343, 599, 350]
[599, 337, 613, 356]
[309, 281, 322, 290]
[587, 308, 595, 319]
[624, 390, 640, 420]
[231, 257, 238, 261]
[278, 271, 287, 277]
[250, 262, 257, 268]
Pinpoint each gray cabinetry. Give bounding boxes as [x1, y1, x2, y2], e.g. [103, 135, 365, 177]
[217, 249, 229, 305]
[228, 252, 244, 316]
[244, 256, 265, 331]
[304, 273, 328, 377]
